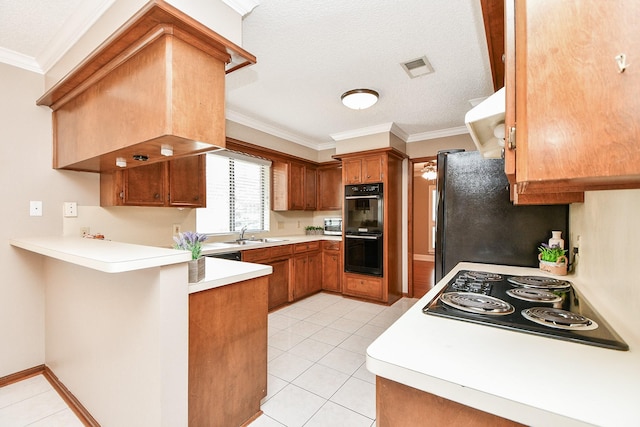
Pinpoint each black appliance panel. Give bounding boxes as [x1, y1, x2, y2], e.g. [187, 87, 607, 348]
[423, 270, 628, 351]
[435, 151, 569, 282]
[344, 234, 383, 276]
[345, 183, 383, 233]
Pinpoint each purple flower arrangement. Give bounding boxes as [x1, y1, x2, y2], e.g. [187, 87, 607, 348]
[173, 231, 208, 260]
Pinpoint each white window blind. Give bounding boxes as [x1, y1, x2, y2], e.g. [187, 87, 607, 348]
[196, 151, 271, 234]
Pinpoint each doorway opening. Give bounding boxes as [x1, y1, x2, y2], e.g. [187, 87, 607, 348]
[408, 156, 437, 299]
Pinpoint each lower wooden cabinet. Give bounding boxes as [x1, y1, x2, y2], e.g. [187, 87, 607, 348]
[292, 243, 321, 301]
[343, 273, 383, 301]
[322, 241, 342, 292]
[242, 245, 293, 311]
[189, 276, 268, 427]
[376, 376, 523, 427]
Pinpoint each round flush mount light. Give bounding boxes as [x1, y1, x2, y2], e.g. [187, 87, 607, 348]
[341, 89, 379, 110]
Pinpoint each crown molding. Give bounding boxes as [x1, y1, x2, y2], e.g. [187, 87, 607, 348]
[226, 109, 325, 150]
[0, 47, 42, 73]
[222, 0, 260, 16]
[330, 122, 394, 141]
[406, 125, 469, 143]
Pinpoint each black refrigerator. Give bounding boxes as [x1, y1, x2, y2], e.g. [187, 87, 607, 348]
[434, 150, 570, 282]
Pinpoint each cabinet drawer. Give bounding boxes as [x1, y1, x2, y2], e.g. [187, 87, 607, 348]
[294, 241, 320, 253]
[242, 244, 292, 263]
[322, 240, 341, 251]
[344, 275, 383, 300]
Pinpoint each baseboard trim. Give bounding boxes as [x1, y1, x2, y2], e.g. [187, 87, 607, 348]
[0, 365, 100, 427]
[0, 364, 45, 387]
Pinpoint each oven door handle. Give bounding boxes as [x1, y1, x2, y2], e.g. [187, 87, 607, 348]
[345, 195, 380, 200]
[345, 234, 381, 240]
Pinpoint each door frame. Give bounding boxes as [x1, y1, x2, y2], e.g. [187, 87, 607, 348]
[407, 155, 437, 298]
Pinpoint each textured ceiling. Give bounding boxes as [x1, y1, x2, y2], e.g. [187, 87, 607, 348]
[0, 0, 494, 149]
[226, 0, 494, 147]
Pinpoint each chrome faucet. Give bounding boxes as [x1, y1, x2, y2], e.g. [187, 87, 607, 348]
[239, 225, 248, 241]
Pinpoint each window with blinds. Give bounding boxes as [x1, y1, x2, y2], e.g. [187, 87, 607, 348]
[196, 151, 271, 234]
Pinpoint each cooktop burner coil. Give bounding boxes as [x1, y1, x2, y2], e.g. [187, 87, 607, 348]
[507, 276, 571, 290]
[440, 292, 514, 315]
[506, 288, 562, 303]
[522, 307, 598, 331]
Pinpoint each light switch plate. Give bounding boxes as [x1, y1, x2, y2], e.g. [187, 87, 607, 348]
[63, 202, 78, 217]
[30, 201, 42, 216]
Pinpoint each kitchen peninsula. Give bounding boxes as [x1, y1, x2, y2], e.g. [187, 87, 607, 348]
[9, 236, 272, 427]
[367, 262, 640, 426]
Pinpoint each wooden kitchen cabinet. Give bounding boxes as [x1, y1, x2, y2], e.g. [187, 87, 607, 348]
[504, 0, 640, 202]
[337, 148, 404, 305]
[242, 245, 293, 311]
[317, 163, 343, 210]
[343, 154, 385, 184]
[189, 276, 268, 427]
[99, 155, 206, 207]
[291, 241, 321, 301]
[343, 273, 383, 301]
[322, 240, 342, 293]
[272, 161, 317, 211]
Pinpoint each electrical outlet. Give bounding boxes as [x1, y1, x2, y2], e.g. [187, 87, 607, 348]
[172, 224, 181, 235]
[63, 202, 77, 217]
[29, 201, 42, 216]
[80, 227, 90, 236]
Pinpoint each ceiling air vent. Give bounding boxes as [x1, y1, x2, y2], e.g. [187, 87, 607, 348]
[401, 56, 435, 79]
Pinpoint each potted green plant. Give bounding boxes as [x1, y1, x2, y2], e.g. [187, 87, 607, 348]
[538, 243, 568, 276]
[173, 231, 208, 282]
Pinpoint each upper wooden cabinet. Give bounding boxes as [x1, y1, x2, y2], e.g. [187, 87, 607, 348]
[343, 155, 385, 185]
[317, 163, 342, 210]
[100, 155, 206, 207]
[272, 161, 317, 211]
[37, 1, 255, 173]
[504, 0, 640, 200]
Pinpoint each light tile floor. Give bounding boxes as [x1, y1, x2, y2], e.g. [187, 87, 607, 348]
[0, 375, 83, 427]
[0, 293, 418, 427]
[251, 293, 419, 427]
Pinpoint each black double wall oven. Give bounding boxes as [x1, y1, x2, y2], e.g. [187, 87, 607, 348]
[344, 183, 383, 277]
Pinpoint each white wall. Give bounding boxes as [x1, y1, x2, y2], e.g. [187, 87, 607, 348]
[0, 63, 97, 376]
[569, 189, 640, 337]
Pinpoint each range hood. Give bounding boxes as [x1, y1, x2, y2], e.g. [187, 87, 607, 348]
[464, 87, 505, 159]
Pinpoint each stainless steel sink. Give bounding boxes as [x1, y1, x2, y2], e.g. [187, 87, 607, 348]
[222, 240, 262, 245]
[222, 238, 288, 245]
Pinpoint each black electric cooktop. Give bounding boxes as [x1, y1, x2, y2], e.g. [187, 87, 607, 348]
[422, 270, 629, 351]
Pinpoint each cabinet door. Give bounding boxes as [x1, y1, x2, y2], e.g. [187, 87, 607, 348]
[343, 159, 362, 184]
[289, 162, 305, 210]
[292, 255, 308, 300]
[509, 0, 640, 196]
[307, 252, 322, 294]
[168, 155, 206, 207]
[322, 250, 341, 292]
[268, 259, 290, 310]
[317, 165, 342, 210]
[122, 162, 166, 206]
[304, 166, 317, 210]
[362, 155, 383, 183]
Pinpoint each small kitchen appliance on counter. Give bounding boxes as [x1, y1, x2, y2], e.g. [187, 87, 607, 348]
[423, 269, 629, 351]
[323, 217, 343, 235]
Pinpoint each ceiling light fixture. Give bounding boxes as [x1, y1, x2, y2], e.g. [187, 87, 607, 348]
[421, 161, 437, 181]
[341, 89, 379, 110]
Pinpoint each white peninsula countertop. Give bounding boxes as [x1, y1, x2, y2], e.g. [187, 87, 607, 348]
[367, 262, 640, 427]
[9, 236, 273, 294]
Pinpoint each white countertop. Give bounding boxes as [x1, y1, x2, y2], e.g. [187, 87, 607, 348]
[200, 234, 341, 256]
[367, 262, 640, 427]
[188, 257, 272, 294]
[10, 236, 191, 273]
